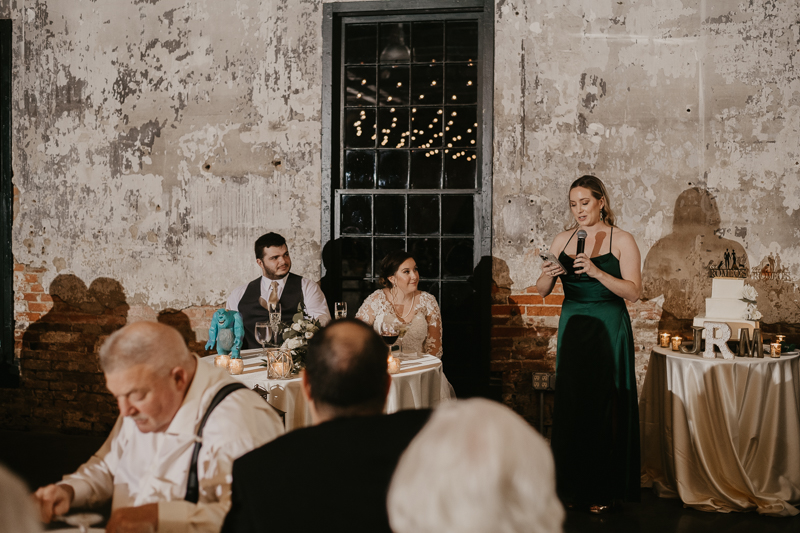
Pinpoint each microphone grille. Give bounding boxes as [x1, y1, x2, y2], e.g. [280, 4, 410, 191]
[577, 229, 587, 239]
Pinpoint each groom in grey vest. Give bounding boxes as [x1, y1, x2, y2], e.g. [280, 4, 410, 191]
[227, 232, 331, 350]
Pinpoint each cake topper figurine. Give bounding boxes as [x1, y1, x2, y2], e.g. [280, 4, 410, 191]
[709, 249, 747, 279]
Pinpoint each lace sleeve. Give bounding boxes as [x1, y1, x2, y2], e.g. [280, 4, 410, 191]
[355, 291, 381, 326]
[420, 292, 443, 359]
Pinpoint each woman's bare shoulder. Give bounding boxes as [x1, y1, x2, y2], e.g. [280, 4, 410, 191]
[612, 227, 638, 245]
[549, 229, 574, 251]
[612, 227, 641, 254]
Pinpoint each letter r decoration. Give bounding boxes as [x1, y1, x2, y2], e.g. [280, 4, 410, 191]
[703, 322, 735, 360]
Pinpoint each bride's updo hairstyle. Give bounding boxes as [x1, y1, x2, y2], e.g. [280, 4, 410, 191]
[566, 175, 617, 229]
[379, 250, 414, 289]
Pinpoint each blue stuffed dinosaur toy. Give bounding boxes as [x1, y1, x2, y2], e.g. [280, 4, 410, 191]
[205, 309, 244, 358]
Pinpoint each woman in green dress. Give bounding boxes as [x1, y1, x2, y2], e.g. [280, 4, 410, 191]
[535, 175, 642, 513]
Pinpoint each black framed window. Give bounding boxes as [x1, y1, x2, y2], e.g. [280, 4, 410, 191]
[322, 1, 493, 396]
[1, 19, 15, 387]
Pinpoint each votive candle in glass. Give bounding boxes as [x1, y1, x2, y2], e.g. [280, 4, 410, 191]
[671, 336, 682, 351]
[228, 358, 244, 375]
[214, 354, 231, 370]
[770, 343, 781, 358]
[387, 355, 401, 374]
[659, 332, 671, 348]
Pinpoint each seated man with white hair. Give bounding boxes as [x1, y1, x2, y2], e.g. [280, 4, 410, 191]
[33, 322, 284, 533]
[388, 398, 564, 533]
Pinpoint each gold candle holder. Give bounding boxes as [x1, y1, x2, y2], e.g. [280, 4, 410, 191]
[770, 343, 781, 358]
[671, 336, 682, 351]
[214, 354, 231, 370]
[267, 350, 294, 379]
[228, 358, 244, 375]
[776, 335, 786, 344]
[659, 332, 671, 348]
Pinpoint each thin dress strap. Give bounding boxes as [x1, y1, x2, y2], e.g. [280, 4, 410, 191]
[561, 228, 579, 254]
[609, 226, 613, 254]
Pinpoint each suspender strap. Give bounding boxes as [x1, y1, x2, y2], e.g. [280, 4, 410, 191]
[184, 382, 247, 503]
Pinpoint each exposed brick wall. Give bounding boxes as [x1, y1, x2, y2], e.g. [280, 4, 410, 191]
[0, 263, 219, 435]
[491, 279, 662, 431]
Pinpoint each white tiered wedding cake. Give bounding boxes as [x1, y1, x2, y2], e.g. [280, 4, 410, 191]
[693, 278, 759, 338]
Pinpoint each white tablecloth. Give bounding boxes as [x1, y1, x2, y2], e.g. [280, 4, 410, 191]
[640, 346, 800, 516]
[202, 351, 454, 431]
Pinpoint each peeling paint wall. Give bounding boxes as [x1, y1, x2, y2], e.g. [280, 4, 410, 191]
[11, 0, 325, 311]
[3, 0, 800, 431]
[495, 0, 800, 294]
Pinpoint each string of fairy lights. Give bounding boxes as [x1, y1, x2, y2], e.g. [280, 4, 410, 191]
[347, 69, 477, 161]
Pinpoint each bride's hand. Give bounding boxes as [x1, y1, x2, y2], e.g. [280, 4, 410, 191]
[573, 253, 600, 278]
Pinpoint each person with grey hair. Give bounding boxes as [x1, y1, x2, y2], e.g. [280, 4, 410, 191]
[33, 321, 283, 533]
[0, 464, 43, 533]
[388, 398, 564, 533]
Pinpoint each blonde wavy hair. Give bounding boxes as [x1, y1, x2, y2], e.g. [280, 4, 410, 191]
[565, 175, 617, 229]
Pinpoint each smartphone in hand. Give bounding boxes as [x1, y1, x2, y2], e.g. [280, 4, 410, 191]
[539, 251, 567, 274]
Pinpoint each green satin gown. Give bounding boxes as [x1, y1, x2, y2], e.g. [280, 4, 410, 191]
[551, 229, 640, 506]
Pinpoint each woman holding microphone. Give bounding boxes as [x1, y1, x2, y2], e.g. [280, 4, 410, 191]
[536, 175, 642, 513]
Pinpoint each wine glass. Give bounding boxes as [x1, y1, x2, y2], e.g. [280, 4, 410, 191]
[255, 321, 270, 355]
[380, 321, 399, 353]
[63, 512, 103, 533]
[268, 302, 282, 347]
[334, 302, 347, 319]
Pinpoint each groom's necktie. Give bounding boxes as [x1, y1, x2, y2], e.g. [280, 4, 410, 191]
[268, 281, 279, 306]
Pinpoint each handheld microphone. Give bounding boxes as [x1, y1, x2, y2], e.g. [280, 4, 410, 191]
[575, 230, 587, 279]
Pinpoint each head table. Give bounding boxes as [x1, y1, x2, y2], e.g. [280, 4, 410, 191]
[201, 350, 455, 431]
[640, 346, 800, 517]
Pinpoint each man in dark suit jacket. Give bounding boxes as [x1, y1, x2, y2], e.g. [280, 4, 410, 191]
[221, 318, 431, 533]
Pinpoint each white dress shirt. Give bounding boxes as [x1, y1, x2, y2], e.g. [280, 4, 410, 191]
[227, 275, 331, 326]
[61, 359, 284, 533]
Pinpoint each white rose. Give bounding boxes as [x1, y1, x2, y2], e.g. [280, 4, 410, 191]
[292, 323, 302, 332]
[288, 338, 303, 350]
[752, 309, 762, 321]
[305, 331, 314, 339]
[741, 285, 757, 302]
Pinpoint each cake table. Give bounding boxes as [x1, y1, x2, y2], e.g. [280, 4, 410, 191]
[640, 346, 800, 516]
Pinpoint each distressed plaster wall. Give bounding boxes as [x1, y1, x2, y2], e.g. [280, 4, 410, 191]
[491, 0, 800, 419]
[2, 0, 800, 431]
[11, 0, 325, 309]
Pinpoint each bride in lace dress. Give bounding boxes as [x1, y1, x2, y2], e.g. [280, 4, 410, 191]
[355, 250, 443, 358]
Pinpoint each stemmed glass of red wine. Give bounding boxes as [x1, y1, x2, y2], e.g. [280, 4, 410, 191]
[380, 321, 399, 353]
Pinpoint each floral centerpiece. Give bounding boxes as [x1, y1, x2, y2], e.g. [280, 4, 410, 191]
[741, 284, 762, 321]
[260, 303, 321, 373]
